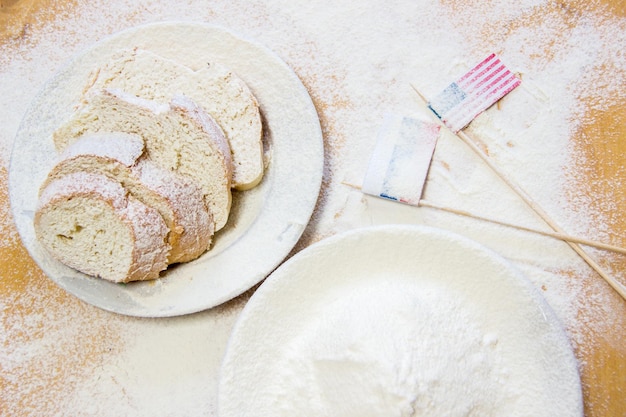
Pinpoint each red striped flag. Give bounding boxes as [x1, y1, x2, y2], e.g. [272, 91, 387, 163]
[428, 53, 521, 132]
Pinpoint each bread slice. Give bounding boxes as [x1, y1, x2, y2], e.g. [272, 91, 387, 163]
[53, 89, 233, 231]
[35, 172, 170, 283]
[82, 48, 264, 190]
[133, 159, 213, 264]
[44, 132, 214, 264]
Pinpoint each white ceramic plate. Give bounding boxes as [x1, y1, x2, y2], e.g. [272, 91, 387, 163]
[219, 225, 583, 416]
[9, 22, 323, 317]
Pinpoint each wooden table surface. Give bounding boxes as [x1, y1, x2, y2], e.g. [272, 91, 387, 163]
[1, 1, 625, 416]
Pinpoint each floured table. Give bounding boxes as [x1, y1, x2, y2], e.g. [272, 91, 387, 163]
[1, 1, 625, 416]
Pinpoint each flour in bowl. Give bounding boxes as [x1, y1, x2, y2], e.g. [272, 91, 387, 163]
[262, 282, 510, 417]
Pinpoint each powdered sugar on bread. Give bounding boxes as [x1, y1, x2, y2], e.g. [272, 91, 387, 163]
[45, 132, 214, 264]
[56, 131, 145, 166]
[35, 172, 170, 283]
[53, 88, 233, 231]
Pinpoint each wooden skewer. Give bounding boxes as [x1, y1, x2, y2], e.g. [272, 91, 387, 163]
[342, 181, 626, 255]
[410, 84, 626, 301]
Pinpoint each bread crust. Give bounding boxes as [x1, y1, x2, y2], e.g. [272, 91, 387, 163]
[134, 159, 214, 264]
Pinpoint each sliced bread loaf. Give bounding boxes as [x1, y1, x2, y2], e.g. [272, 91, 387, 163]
[53, 89, 233, 231]
[44, 132, 214, 264]
[35, 172, 170, 283]
[82, 48, 264, 190]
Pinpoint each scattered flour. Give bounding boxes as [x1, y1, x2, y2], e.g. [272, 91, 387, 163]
[1, 0, 625, 416]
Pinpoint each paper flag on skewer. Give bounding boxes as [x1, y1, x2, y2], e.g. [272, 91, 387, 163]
[413, 57, 626, 301]
[427, 53, 521, 132]
[353, 110, 626, 261]
[362, 113, 440, 206]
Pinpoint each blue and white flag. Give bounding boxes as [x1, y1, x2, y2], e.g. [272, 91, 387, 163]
[362, 113, 440, 206]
